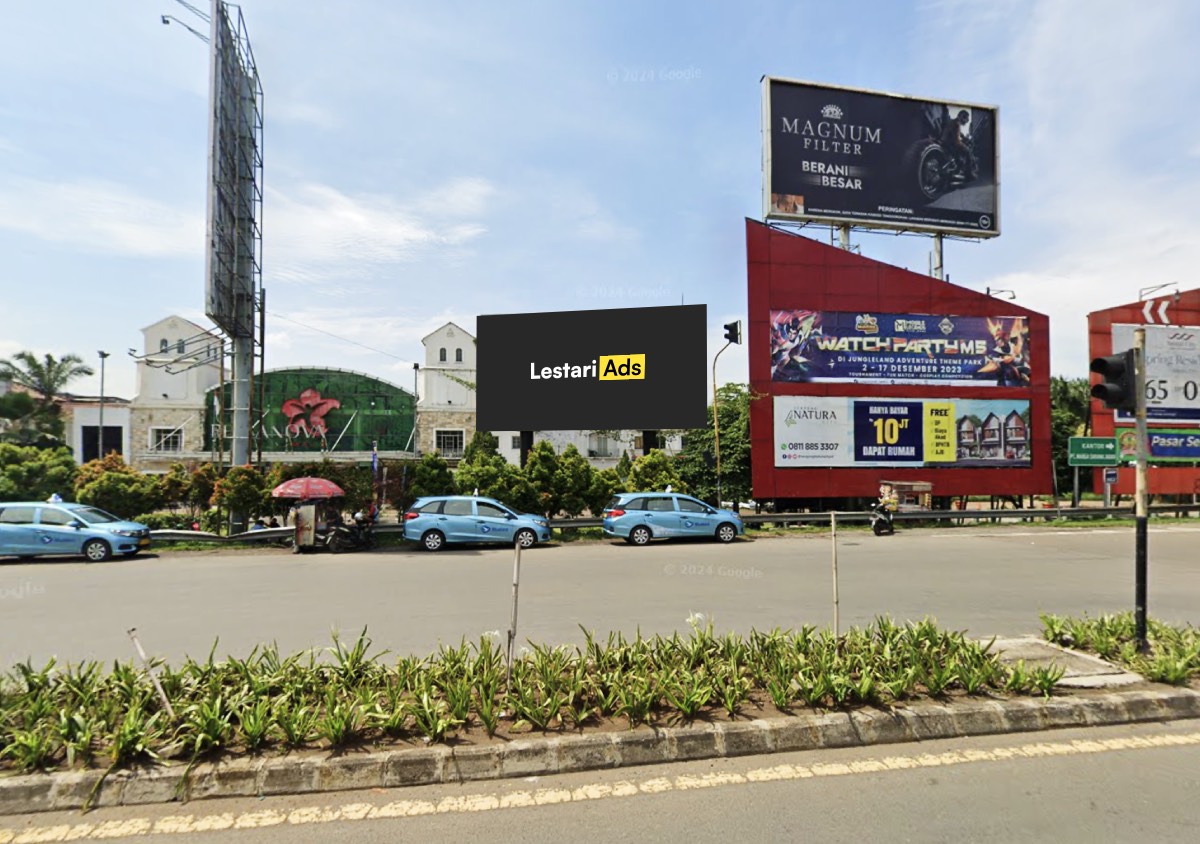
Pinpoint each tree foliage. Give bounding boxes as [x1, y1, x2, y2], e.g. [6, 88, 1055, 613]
[674, 383, 753, 505]
[0, 351, 94, 447]
[158, 463, 193, 510]
[410, 452, 456, 499]
[73, 452, 136, 498]
[522, 440, 564, 517]
[1050, 376, 1092, 494]
[555, 443, 595, 517]
[628, 449, 684, 493]
[211, 465, 271, 519]
[0, 444, 77, 502]
[76, 471, 164, 518]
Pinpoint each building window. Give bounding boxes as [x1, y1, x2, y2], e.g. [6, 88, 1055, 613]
[511, 436, 521, 450]
[455, 348, 463, 362]
[176, 339, 185, 354]
[150, 428, 183, 453]
[435, 429, 464, 459]
[439, 348, 447, 362]
[159, 338, 169, 353]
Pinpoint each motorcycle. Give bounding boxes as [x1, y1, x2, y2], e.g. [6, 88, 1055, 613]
[903, 109, 985, 202]
[869, 501, 896, 536]
[323, 513, 377, 553]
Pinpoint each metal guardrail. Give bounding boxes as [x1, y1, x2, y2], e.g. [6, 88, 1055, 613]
[148, 504, 1199, 545]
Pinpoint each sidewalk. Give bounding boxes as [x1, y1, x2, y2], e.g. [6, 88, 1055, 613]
[2, 639, 1197, 816]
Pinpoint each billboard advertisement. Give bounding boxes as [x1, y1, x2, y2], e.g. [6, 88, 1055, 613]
[762, 77, 999, 237]
[770, 309, 1032, 387]
[205, 1, 263, 340]
[1110, 323, 1200, 423]
[1114, 427, 1200, 463]
[476, 305, 707, 431]
[773, 395, 1031, 468]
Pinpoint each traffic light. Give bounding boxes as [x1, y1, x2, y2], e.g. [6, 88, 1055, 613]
[1090, 348, 1137, 411]
[723, 320, 742, 344]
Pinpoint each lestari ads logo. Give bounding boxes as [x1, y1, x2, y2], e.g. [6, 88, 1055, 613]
[529, 354, 646, 381]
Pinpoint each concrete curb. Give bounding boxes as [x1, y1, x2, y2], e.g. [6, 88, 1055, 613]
[2, 685, 1198, 816]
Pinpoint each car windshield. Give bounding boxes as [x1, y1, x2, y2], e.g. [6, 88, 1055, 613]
[72, 507, 121, 524]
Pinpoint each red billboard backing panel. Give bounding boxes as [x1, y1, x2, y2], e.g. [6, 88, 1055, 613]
[1087, 290, 1200, 496]
[747, 220, 1052, 502]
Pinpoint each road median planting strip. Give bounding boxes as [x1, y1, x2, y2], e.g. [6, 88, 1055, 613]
[2, 685, 1199, 816]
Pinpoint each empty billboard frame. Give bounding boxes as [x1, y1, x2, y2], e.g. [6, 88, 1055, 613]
[205, 0, 263, 339]
[762, 76, 999, 238]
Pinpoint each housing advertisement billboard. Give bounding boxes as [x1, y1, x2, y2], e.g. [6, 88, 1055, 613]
[762, 77, 999, 237]
[476, 305, 707, 431]
[773, 395, 1031, 468]
[770, 309, 1032, 387]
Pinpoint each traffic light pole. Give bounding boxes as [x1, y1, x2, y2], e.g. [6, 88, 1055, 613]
[712, 340, 731, 506]
[1133, 327, 1150, 652]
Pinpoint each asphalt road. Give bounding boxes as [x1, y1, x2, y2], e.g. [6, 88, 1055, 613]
[4, 719, 1199, 843]
[2, 524, 1198, 666]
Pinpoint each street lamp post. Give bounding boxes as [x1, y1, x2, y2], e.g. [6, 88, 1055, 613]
[97, 351, 110, 461]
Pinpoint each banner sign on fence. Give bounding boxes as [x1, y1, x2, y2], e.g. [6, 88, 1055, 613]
[769, 309, 1033, 387]
[774, 395, 1030, 467]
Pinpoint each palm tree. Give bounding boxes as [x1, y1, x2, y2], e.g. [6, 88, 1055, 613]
[0, 351, 94, 409]
[0, 351, 95, 446]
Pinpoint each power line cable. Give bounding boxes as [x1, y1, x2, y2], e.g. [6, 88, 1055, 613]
[267, 311, 412, 362]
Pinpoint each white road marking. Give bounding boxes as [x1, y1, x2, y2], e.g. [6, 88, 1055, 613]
[3, 731, 1198, 840]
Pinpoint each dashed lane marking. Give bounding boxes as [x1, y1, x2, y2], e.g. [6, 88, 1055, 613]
[2, 731, 1198, 841]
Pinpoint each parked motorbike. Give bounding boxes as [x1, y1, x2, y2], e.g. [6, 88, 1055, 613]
[324, 513, 377, 553]
[869, 501, 896, 536]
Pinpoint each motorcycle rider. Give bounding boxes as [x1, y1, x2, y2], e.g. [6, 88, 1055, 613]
[940, 108, 972, 182]
[872, 483, 898, 535]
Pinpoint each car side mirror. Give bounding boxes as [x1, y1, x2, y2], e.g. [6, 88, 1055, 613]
[506, 513, 516, 520]
[71, 520, 84, 529]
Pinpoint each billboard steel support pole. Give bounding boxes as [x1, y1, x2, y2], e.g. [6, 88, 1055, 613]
[931, 233, 944, 280]
[1133, 327, 1150, 652]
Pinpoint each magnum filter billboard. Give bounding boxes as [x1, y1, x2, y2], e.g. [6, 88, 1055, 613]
[476, 305, 707, 431]
[770, 309, 1033, 387]
[762, 77, 999, 237]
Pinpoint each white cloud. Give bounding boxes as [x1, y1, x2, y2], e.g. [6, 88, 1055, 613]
[264, 179, 495, 286]
[0, 177, 202, 258]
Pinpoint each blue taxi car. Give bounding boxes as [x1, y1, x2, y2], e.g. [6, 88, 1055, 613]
[402, 496, 551, 552]
[602, 492, 744, 546]
[0, 501, 151, 562]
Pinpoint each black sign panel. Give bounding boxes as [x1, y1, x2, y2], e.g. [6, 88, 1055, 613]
[763, 77, 999, 237]
[477, 305, 707, 431]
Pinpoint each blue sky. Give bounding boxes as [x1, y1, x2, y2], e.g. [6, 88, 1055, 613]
[2, 0, 1198, 401]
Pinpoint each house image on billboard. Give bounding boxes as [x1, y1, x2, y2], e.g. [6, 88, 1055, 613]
[1004, 410, 1030, 460]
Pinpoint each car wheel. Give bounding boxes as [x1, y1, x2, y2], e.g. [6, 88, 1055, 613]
[716, 523, 738, 543]
[82, 539, 112, 563]
[629, 525, 652, 546]
[422, 530, 446, 552]
[514, 528, 537, 549]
